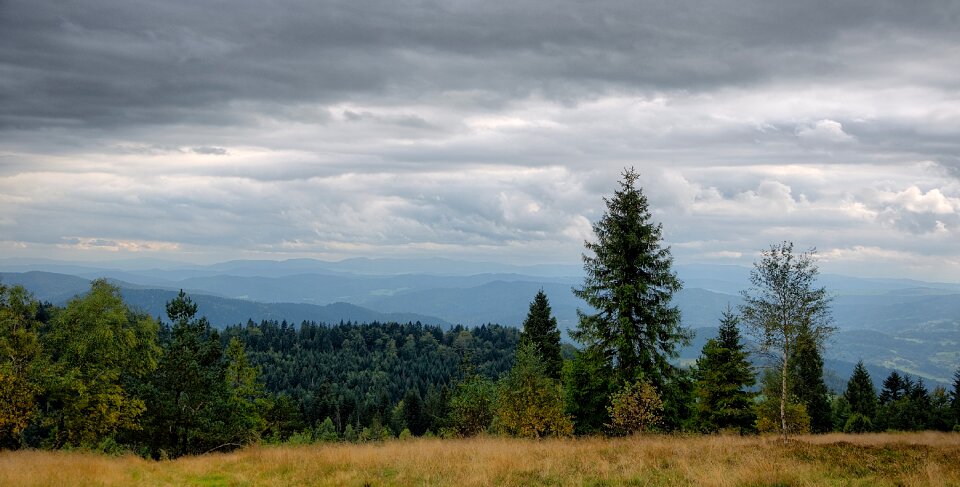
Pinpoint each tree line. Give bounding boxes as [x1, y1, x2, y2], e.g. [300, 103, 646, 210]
[1, 168, 958, 457]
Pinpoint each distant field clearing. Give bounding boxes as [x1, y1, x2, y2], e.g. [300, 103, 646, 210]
[1, 433, 958, 486]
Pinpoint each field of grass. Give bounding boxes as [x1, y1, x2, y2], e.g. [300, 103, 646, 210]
[1, 432, 959, 486]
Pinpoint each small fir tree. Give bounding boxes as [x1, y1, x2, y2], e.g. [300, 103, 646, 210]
[519, 290, 563, 380]
[563, 346, 614, 434]
[843, 361, 877, 420]
[790, 331, 832, 433]
[693, 309, 756, 433]
[879, 371, 906, 404]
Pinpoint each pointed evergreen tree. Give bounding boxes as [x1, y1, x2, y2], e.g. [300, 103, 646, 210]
[572, 168, 689, 390]
[519, 290, 563, 380]
[906, 378, 931, 431]
[693, 308, 756, 433]
[844, 361, 877, 420]
[879, 371, 906, 404]
[790, 330, 832, 433]
[139, 290, 231, 457]
[952, 367, 960, 429]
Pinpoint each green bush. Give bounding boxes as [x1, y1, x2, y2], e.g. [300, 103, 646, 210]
[843, 413, 873, 433]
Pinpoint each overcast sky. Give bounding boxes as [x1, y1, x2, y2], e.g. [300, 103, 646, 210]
[1, 0, 959, 280]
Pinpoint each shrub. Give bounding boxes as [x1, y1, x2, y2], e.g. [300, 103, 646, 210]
[606, 380, 663, 435]
[843, 413, 873, 433]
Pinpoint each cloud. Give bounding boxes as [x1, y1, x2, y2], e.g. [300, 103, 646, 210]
[796, 119, 855, 144]
[2, 0, 960, 280]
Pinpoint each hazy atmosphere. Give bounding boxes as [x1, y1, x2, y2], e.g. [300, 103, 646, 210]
[2, 0, 959, 281]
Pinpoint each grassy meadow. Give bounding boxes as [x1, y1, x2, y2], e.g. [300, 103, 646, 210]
[1, 432, 959, 486]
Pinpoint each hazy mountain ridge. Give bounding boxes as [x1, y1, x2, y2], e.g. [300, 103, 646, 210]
[2, 258, 958, 385]
[0, 271, 451, 328]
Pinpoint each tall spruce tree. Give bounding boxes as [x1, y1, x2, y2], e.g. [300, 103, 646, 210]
[519, 290, 563, 380]
[572, 168, 689, 390]
[693, 308, 755, 433]
[739, 242, 834, 441]
[844, 361, 877, 419]
[790, 331, 832, 433]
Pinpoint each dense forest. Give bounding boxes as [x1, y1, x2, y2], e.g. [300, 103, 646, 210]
[1, 169, 959, 458]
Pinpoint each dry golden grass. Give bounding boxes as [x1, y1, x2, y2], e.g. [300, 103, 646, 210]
[1, 432, 959, 486]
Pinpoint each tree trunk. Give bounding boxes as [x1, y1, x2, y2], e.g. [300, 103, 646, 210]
[780, 349, 788, 442]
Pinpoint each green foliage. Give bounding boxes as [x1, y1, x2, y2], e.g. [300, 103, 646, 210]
[755, 398, 810, 435]
[844, 361, 877, 420]
[572, 168, 689, 389]
[879, 371, 906, 404]
[605, 379, 663, 435]
[739, 242, 834, 440]
[755, 368, 810, 435]
[843, 413, 872, 433]
[831, 395, 852, 432]
[138, 291, 264, 457]
[44, 279, 160, 448]
[874, 373, 937, 431]
[659, 366, 697, 432]
[928, 386, 953, 431]
[562, 347, 613, 434]
[446, 373, 496, 437]
[221, 320, 517, 435]
[401, 389, 427, 436]
[518, 290, 563, 380]
[0, 284, 43, 447]
[315, 417, 338, 442]
[493, 342, 572, 438]
[693, 309, 756, 433]
[790, 331, 832, 433]
[952, 367, 960, 428]
[343, 423, 357, 442]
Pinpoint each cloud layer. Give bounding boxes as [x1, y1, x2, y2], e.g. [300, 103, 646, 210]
[2, 0, 959, 279]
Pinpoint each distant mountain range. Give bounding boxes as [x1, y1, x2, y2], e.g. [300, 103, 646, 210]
[1, 257, 958, 386]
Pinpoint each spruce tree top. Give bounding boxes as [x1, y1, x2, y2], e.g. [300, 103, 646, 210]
[573, 168, 688, 388]
[519, 290, 563, 380]
[844, 360, 877, 417]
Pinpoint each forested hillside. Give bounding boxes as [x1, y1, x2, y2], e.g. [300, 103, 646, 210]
[220, 320, 518, 435]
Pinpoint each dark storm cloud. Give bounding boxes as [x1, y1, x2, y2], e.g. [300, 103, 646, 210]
[2, 0, 958, 130]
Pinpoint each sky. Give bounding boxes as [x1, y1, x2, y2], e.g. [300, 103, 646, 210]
[1, 0, 959, 280]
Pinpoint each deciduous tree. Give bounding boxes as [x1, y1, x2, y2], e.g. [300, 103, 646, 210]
[739, 242, 834, 440]
[494, 342, 572, 438]
[45, 280, 159, 447]
[606, 379, 663, 435]
[0, 284, 43, 448]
